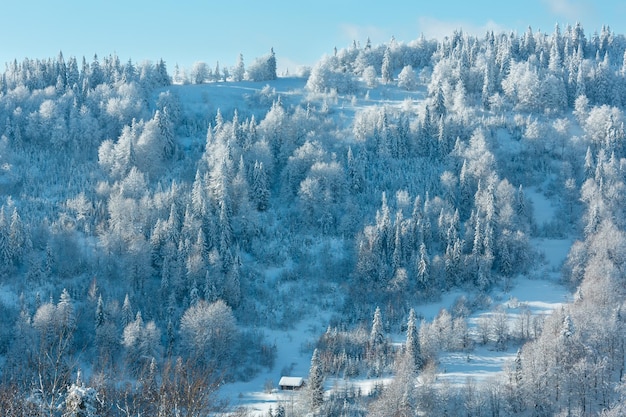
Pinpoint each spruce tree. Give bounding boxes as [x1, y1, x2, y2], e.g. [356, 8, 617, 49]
[381, 47, 392, 84]
[308, 348, 324, 411]
[95, 295, 105, 329]
[370, 306, 384, 347]
[252, 161, 270, 211]
[406, 308, 423, 370]
[122, 294, 133, 328]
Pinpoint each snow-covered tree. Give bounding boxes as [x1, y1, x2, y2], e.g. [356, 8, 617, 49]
[397, 65, 417, 90]
[246, 48, 277, 81]
[232, 53, 245, 82]
[307, 348, 324, 411]
[62, 373, 103, 417]
[405, 308, 423, 370]
[180, 300, 238, 369]
[381, 47, 392, 84]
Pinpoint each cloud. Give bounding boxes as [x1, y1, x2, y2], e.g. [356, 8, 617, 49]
[542, 0, 590, 21]
[417, 17, 509, 40]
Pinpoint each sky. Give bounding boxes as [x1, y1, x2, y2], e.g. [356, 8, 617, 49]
[1, 0, 625, 75]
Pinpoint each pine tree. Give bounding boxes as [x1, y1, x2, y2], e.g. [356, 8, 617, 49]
[121, 294, 133, 328]
[155, 108, 175, 159]
[57, 288, 75, 332]
[482, 49, 496, 109]
[63, 376, 101, 417]
[391, 213, 403, 272]
[0, 207, 10, 269]
[433, 82, 446, 117]
[232, 53, 245, 82]
[189, 281, 200, 306]
[406, 308, 423, 370]
[214, 61, 221, 82]
[381, 47, 392, 84]
[89, 54, 103, 88]
[584, 146, 594, 178]
[369, 306, 386, 377]
[416, 242, 430, 291]
[575, 61, 586, 99]
[166, 318, 175, 357]
[252, 161, 270, 211]
[371, 307, 384, 345]
[346, 146, 365, 194]
[9, 207, 27, 265]
[308, 348, 324, 411]
[95, 295, 105, 329]
[267, 48, 277, 80]
[155, 58, 170, 86]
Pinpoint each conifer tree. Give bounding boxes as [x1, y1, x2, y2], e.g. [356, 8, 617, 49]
[232, 53, 245, 82]
[370, 306, 384, 347]
[406, 308, 423, 370]
[121, 294, 133, 328]
[308, 348, 324, 411]
[0, 207, 10, 269]
[95, 295, 105, 330]
[381, 47, 392, 84]
[416, 242, 430, 291]
[9, 207, 27, 265]
[252, 161, 270, 211]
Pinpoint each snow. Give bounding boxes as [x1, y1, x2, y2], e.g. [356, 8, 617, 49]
[526, 184, 573, 271]
[165, 78, 308, 120]
[438, 348, 514, 385]
[526, 186, 556, 226]
[2, 25, 623, 417]
[534, 237, 572, 271]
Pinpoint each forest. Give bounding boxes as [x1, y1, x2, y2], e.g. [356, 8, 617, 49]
[0, 23, 625, 416]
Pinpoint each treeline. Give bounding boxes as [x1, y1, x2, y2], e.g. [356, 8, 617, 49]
[308, 23, 626, 111]
[0, 52, 170, 93]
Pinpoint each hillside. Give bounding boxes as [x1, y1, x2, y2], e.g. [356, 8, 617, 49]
[0, 24, 625, 417]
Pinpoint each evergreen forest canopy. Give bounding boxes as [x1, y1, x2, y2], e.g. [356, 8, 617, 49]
[0, 23, 625, 416]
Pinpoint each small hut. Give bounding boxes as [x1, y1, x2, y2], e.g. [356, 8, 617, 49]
[278, 376, 304, 390]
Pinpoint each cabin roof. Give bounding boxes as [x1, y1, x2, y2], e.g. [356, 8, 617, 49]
[279, 376, 304, 387]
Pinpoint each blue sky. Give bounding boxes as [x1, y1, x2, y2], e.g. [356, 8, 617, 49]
[1, 0, 625, 74]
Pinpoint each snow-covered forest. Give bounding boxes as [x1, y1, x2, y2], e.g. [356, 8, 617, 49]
[0, 23, 626, 416]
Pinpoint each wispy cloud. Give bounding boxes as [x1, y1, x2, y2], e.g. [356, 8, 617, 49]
[541, 0, 590, 21]
[417, 17, 509, 40]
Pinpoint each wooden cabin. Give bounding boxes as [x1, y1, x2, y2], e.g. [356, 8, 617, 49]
[278, 376, 304, 390]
